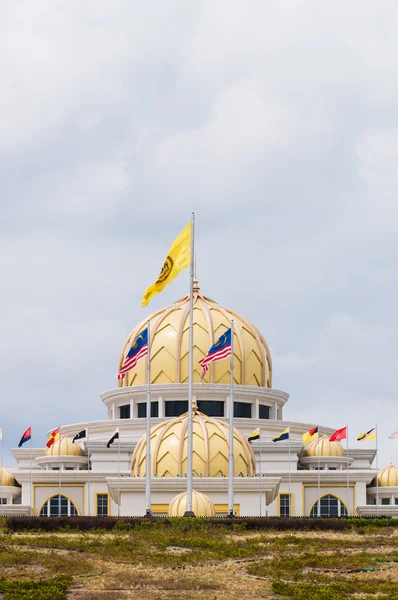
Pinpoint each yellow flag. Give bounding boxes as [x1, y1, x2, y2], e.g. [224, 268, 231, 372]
[357, 428, 376, 442]
[141, 222, 191, 307]
[302, 426, 319, 445]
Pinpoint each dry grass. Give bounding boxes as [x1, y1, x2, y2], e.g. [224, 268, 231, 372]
[1, 523, 398, 599]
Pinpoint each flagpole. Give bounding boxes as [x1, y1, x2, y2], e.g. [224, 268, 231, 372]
[117, 428, 121, 517]
[58, 426, 61, 517]
[288, 430, 291, 516]
[29, 431, 33, 517]
[87, 425, 90, 516]
[259, 431, 262, 517]
[317, 427, 320, 517]
[346, 425, 349, 515]
[185, 212, 195, 517]
[376, 424, 379, 516]
[228, 320, 234, 517]
[145, 320, 152, 516]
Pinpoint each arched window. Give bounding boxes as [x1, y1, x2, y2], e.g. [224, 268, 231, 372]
[39, 494, 78, 517]
[310, 494, 348, 517]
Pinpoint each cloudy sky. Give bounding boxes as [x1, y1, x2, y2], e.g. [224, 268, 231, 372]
[1, 1, 397, 467]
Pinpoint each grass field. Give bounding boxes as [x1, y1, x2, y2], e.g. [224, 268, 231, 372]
[1, 518, 398, 599]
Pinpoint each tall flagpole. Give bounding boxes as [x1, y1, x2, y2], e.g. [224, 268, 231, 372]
[376, 424, 379, 516]
[29, 430, 33, 517]
[145, 320, 152, 516]
[228, 320, 234, 516]
[288, 429, 291, 516]
[317, 427, 320, 517]
[117, 428, 121, 517]
[185, 212, 195, 517]
[87, 426, 91, 516]
[346, 425, 349, 515]
[259, 431, 262, 517]
[58, 426, 61, 517]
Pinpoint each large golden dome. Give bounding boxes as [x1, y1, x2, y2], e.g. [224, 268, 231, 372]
[168, 490, 216, 517]
[119, 281, 272, 387]
[305, 435, 344, 457]
[131, 406, 256, 477]
[377, 464, 398, 487]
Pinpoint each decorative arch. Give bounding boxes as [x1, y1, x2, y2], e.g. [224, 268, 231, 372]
[308, 493, 349, 517]
[38, 493, 80, 517]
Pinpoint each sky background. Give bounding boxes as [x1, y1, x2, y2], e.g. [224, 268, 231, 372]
[1, 1, 397, 467]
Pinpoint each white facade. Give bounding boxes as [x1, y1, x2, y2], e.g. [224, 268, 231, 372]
[4, 381, 395, 518]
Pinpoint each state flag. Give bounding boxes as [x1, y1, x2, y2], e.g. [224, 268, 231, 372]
[273, 427, 290, 442]
[72, 429, 87, 443]
[357, 428, 376, 442]
[302, 426, 318, 445]
[329, 426, 347, 442]
[107, 429, 119, 448]
[18, 427, 31, 448]
[46, 427, 60, 449]
[248, 428, 260, 443]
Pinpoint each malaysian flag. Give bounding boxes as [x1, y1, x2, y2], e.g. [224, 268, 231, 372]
[199, 328, 232, 381]
[118, 328, 148, 380]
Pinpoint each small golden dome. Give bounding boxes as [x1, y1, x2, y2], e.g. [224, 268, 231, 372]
[119, 282, 272, 387]
[305, 435, 344, 457]
[168, 490, 216, 517]
[377, 464, 398, 487]
[45, 436, 82, 457]
[0, 467, 15, 487]
[131, 408, 256, 477]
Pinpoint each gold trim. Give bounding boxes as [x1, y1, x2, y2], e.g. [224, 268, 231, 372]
[302, 484, 356, 517]
[214, 503, 240, 516]
[36, 491, 82, 517]
[277, 492, 294, 517]
[151, 503, 169, 514]
[95, 492, 110, 516]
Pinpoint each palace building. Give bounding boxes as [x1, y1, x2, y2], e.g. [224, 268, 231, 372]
[2, 282, 397, 517]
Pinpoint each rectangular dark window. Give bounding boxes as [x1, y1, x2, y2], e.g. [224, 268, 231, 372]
[165, 400, 188, 417]
[259, 405, 270, 419]
[97, 494, 109, 516]
[197, 401, 224, 417]
[381, 498, 391, 505]
[119, 404, 131, 419]
[234, 402, 251, 418]
[279, 493, 290, 517]
[395, 498, 398, 505]
[138, 402, 159, 418]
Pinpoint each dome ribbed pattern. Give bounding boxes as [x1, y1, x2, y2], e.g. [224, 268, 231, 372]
[377, 464, 398, 487]
[168, 490, 216, 517]
[0, 467, 15, 487]
[45, 436, 82, 457]
[131, 408, 256, 477]
[119, 282, 272, 387]
[305, 435, 344, 457]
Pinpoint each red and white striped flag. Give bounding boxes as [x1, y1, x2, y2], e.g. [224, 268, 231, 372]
[389, 430, 398, 439]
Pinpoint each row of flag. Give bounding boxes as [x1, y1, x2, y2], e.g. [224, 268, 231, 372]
[16, 426, 120, 448]
[248, 426, 398, 444]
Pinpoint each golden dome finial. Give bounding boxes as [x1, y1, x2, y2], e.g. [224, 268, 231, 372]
[193, 278, 200, 293]
[192, 397, 198, 411]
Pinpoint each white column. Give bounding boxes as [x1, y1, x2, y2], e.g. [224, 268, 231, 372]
[158, 396, 164, 418]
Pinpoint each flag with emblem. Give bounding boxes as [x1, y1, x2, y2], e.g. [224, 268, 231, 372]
[141, 222, 191, 307]
[18, 426, 31, 447]
[118, 328, 148, 380]
[329, 426, 347, 442]
[357, 428, 376, 442]
[199, 328, 232, 381]
[46, 427, 60, 449]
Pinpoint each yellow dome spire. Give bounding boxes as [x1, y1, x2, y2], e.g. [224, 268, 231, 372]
[119, 286, 272, 387]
